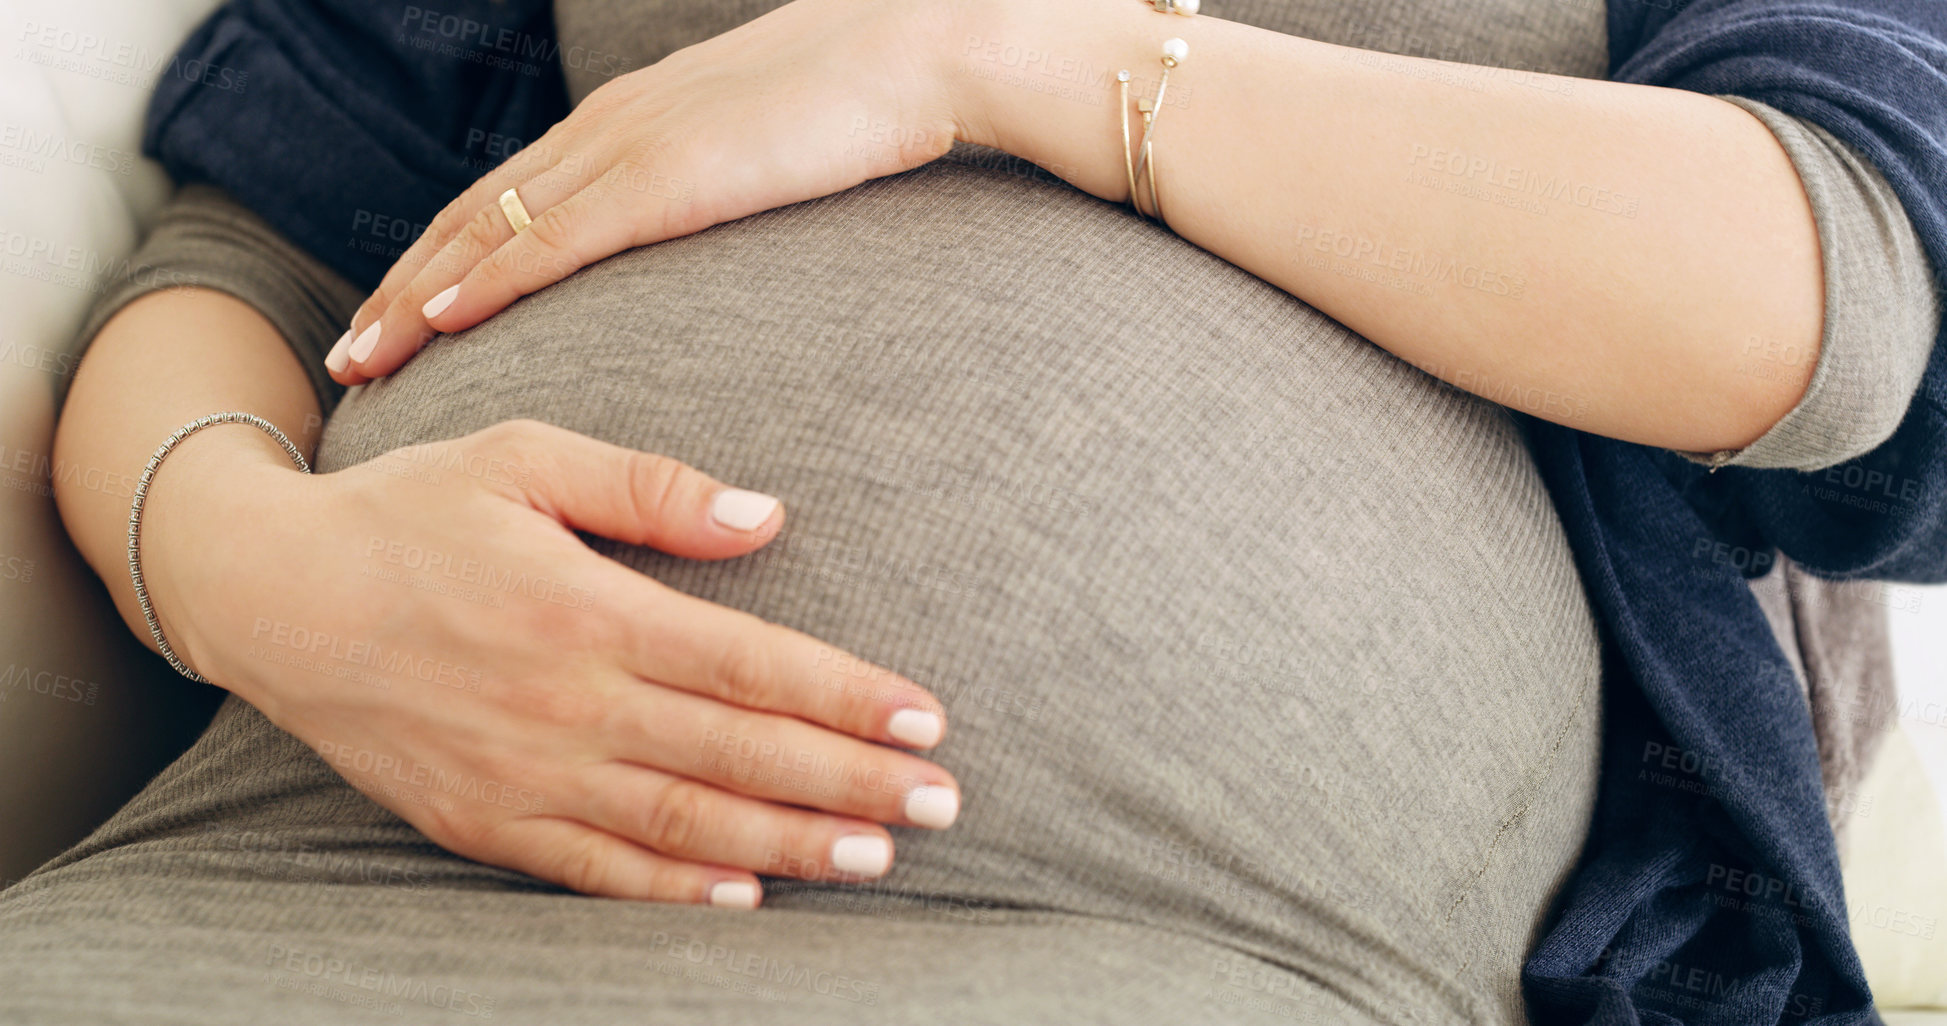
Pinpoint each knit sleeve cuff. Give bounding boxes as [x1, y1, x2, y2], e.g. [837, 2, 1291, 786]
[64, 183, 363, 418]
[1679, 97, 1940, 472]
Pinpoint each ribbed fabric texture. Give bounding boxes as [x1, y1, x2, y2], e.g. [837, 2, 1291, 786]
[67, 185, 364, 414]
[1686, 101, 1940, 472]
[11, 0, 1944, 1024]
[15, 143, 1615, 1023]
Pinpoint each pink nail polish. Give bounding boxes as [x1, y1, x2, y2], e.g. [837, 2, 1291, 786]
[904, 786, 959, 829]
[349, 321, 382, 363]
[830, 836, 892, 876]
[422, 285, 460, 320]
[707, 881, 759, 908]
[710, 489, 780, 531]
[325, 330, 353, 374]
[888, 709, 944, 748]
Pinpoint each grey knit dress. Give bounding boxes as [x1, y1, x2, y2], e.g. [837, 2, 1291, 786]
[0, 1, 1936, 1024]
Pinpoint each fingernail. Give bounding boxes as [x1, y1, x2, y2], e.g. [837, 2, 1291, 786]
[710, 489, 780, 531]
[707, 881, 760, 909]
[904, 786, 959, 829]
[830, 835, 892, 877]
[422, 284, 460, 320]
[887, 709, 944, 749]
[325, 330, 352, 374]
[349, 321, 383, 363]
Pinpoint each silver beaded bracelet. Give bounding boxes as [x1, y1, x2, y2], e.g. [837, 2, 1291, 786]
[127, 412, 310, 683]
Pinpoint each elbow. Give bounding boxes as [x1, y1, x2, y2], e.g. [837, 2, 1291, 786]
[1707, 326, 1823, 454]
[1680, 95, 1942, 470]
[1689, 298, 1938, 472]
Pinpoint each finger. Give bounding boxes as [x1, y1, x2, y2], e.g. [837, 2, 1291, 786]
[481, 816, 760, 905]
[340, 158, 597, 381]
[486, 419, 785, 559]
[429, 165, 673, 335]
[622, 588, 947, 750]
[610, 680, 961, 829]
[382, 132, 574, 291]
[329, 128, 592, 384]
[575, 762, 898, 881]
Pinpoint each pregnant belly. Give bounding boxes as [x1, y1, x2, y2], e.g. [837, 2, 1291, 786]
[316, 148, 1601, 978]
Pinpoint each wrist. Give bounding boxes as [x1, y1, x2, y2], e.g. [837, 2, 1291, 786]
[136, 424, 312, 691]
[942, 0, 1188, 202]
[937, 0, 1015, 152]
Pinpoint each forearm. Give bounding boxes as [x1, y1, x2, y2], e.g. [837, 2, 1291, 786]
[949, 0, 1825, 452]
[54, 288, 322, 662]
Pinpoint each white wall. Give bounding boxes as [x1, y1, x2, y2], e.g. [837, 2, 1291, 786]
[1888, 584, 1947, 802]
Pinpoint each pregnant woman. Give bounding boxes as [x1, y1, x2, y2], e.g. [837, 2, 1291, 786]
[7, 0, 1946, 1022]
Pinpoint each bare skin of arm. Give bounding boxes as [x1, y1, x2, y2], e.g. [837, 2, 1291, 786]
[54, 287, 960, 904]
[958, 1, 1823, 452]
[336, 0, 1820, 454]
[56, 0, 1828, 902]
[56, 287, 325, 651]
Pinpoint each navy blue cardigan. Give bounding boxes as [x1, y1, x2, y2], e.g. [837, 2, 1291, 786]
[142, 2, 1947, 1022]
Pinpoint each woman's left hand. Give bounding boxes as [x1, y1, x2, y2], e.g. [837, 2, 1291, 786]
[326, 0, 969, 384]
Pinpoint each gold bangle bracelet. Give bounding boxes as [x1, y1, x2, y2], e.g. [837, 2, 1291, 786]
[1118, 38, 1189, 223]
[1118, 70, 1140, 208]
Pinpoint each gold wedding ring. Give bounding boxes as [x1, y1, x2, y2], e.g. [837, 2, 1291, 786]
[498, 187, 533, 234]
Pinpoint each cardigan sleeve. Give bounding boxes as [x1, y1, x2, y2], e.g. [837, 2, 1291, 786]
[58, 0, 572, 413]
[1610, 0, 1947, 582]
[143, 0, 571, 291]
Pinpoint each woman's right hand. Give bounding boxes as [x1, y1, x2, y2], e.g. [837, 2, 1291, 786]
[136, 418, 957, 906]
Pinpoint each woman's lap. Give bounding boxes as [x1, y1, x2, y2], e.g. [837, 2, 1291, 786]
[0, 575, 1597, 1025]
[0, 580, 1596, 1025]
[0, 701, 1376, 1026]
